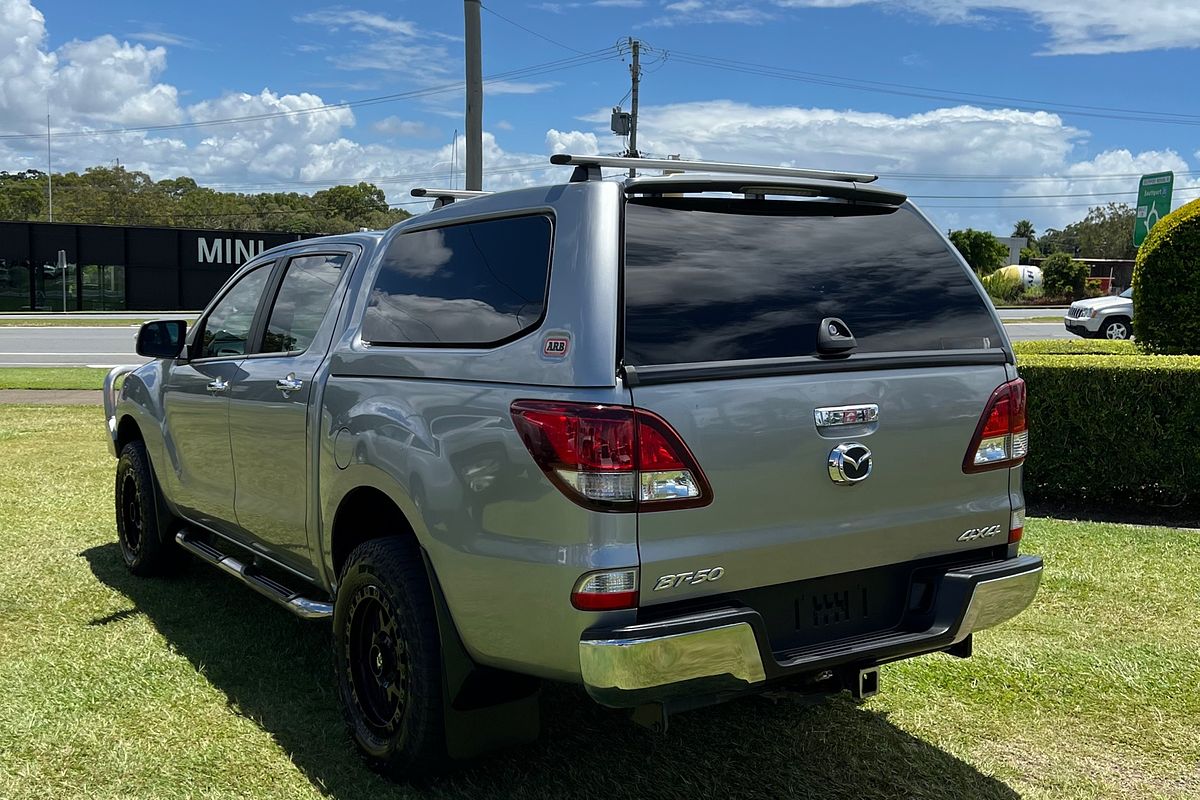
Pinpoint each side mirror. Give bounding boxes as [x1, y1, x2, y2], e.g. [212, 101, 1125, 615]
[136, 320, 188, 359]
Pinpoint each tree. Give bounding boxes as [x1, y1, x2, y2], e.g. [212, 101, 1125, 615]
[1072, 203, 1137, 260]
[1012, 219, 1037, 248]
[312, 182, 389, 227]
[1019, 246, 1039, 265]
[949, 228, 1010, 274]
[0, 165, 411, 233]
[1041, 252, 1089, 299]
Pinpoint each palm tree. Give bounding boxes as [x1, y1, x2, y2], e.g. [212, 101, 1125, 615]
[1012, 219, 1036, 243]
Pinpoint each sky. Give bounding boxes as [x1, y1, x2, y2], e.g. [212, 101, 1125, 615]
[1, 0, 1199, 235]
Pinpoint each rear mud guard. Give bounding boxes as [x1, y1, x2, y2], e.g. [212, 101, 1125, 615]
[420, 551, 542, 761]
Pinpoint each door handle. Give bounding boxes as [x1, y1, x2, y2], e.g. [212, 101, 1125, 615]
[276, 374, 304, 395]
[206, 377, 228, 393]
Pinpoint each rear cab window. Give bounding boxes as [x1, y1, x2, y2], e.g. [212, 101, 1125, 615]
[622, 198, 1003, 367]
[363, 214, 553, 347]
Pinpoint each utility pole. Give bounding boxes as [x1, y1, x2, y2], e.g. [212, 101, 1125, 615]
[627, 38, 640, 178]
[46, 112, 53, 222]
[464, 0, 483, 191]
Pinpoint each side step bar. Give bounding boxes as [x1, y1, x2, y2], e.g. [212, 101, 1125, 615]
[175, 530, 333, 619]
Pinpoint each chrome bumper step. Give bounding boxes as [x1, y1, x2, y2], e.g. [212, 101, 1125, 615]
[175, 530, 333, 619]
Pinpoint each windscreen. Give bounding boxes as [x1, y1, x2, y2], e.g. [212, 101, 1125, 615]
[623, 199, 1004, 366]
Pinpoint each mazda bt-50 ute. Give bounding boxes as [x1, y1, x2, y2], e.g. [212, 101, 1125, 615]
[104, 154, 1042, 778]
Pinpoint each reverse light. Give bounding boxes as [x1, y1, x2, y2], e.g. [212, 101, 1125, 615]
[510, 400, 711, 511]
[964, 379, 1028, 473]
[571, 569, 639, 610]
[1010, 507, 1025, 544]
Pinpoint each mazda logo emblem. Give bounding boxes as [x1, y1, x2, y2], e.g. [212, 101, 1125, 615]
[828, 442, 873, 485]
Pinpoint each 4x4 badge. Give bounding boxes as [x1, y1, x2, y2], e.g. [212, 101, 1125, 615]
[828, 442, 872, 485]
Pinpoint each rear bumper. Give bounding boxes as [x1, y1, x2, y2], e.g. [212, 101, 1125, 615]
[579, 555, 1042, 708]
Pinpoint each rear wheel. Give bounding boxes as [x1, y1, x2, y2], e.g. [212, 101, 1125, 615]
[334, 537, 447, 779]
[1102, 317, 1131, 340]
[114, 440, 181, 576]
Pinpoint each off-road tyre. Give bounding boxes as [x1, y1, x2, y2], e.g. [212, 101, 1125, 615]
[333, 536, 448, 779]
[114, 440, 182, 576]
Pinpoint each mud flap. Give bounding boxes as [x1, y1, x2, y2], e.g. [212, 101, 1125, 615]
[421, 552, 542, 760]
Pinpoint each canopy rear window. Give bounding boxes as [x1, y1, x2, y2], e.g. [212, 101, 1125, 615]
[622, 198, 1003, 366]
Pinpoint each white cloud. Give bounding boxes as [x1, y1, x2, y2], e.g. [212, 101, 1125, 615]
[546, 129, 600, 155]
[772, 0, 1200, 55]
[294, 7, 452, 74]
[126, 30, 199, 48]
[641, 0, 1200, 54]
[372, 116, 440, 139]
[594, 0, 645, 6]
[292, 8, 419, 37]
[485, 80, 558, 96]
[644, 1, 773, 26]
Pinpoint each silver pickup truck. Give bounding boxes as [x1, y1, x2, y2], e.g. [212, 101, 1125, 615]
[104, 154, 1042, 778]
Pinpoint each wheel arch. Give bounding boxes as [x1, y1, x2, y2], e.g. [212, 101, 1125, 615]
[329, 485, 421, 582]
[115, 414, 144, 453]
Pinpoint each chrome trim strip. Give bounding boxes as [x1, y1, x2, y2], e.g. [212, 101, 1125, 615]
[814, 404, 879, 427]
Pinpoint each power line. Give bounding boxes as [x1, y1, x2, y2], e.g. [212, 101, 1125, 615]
[665, 50, 1200, 127]
[480, 4, 586, 55]
[0, 50, 618, 141]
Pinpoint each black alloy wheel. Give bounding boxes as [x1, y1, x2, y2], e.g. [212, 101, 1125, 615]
[114, 440, 180, 576]
[344, 585, 410, 735]
[333, 537, 448, 777]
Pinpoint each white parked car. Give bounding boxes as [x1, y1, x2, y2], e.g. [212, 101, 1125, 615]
[1064, 287, 1133, 340]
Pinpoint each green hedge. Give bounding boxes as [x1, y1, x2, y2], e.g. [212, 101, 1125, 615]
[1018, 353, 1200, 510]
[1013, 340, 1139, 356]
[1133, 197, 1200, 353]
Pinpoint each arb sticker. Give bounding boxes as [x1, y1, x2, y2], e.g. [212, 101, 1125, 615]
[542, 333, 570, 358]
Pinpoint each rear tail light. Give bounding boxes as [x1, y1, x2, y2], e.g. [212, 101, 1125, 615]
[571, 569, 639, 610]
[1009, 507, 1025, 544]
[510, 400, 712, 511]
[964, 378, 1028, 473]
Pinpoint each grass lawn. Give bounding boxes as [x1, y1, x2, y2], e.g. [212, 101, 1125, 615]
[0, 367, 108, 390]
[1002, 316, 1062, 324]
[1, 406, 1197, 799]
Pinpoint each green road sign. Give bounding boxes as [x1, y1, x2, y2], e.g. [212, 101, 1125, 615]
[1134, 171, 1174, 247]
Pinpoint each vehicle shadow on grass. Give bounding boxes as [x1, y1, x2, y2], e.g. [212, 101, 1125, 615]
[84, 543, 1020, 800]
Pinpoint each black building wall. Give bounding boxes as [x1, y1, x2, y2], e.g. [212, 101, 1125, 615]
[0, 221, 315, 311]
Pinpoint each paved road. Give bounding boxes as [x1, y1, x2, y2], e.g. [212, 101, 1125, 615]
[995, 307, 1067, 320]
[0, 312, 198, 320]
[0, 326, 146, 366]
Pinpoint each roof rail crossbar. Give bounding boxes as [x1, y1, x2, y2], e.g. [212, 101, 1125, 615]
[410, 187, 492, 209]
[549, 153, 877, 184]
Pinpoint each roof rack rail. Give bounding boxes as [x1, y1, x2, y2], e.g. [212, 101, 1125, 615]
[548, 153, 877, 184]
[410, 187, 492, 209]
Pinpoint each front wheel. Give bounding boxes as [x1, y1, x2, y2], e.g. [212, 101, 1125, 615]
[334, 537, 447, 779]
[114, 440, 181, 576]
[1102, 317, 1131, 340]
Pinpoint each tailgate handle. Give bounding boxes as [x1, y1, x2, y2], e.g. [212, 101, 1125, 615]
[817, 317, 857, 358]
